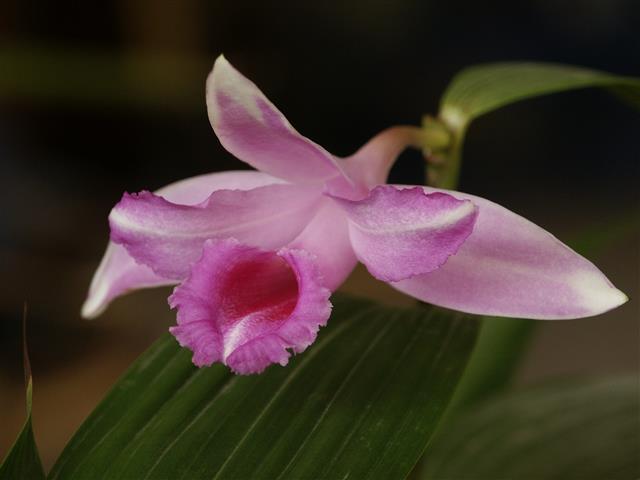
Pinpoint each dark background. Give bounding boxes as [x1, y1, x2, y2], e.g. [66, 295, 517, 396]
[1, 0, 638, 469]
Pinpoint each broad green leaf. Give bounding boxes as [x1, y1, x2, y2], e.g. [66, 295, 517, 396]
[421, 376, 639, 479]
[447, 316, 534, 411]
[0, 313, 45, 480]
[440, 62, 640, 129]
[49, 295, 479, 480]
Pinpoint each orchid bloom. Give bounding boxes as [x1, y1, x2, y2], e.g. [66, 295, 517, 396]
[82, 55, 627, 374]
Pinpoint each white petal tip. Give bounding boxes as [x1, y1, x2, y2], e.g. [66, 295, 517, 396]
[571, 271, 629, 318]
[602, 288, 629, 311]
[80, 308, 96, 320]
[213, 54, 229, 71]
[80, 298, 104, 320]
[211, 54, 236, 82]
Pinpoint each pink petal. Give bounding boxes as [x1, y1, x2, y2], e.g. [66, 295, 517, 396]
[289, 198, 358, 290]
[326, 126, 423, 200]
[156, 170, 285, 203]
[109, 182, 321, 279]
[82, 170, 284, 318]
[81, 243, 173, 319]
[207, 55, 347, 183]
[169, 238, 331, 374]
[392, 187, 628, 319]
[331, 185, 478, 282]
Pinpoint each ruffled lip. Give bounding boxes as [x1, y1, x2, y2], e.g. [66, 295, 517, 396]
[169, 238, 331, 374]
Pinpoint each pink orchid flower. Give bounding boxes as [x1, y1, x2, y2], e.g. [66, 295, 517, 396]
[83, 55, 627, 374]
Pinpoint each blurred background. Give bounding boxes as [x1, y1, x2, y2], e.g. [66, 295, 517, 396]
[1, 0, 638, 470]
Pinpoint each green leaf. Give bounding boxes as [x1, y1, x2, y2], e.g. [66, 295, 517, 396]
[0, 309, 45, 480]
[447, 316, 534, 411]
[428, 63, 640, 189]
[0, 380, 45, 480]
[440, 62, 640, 128]
[421, 376, 639, 479]
[49, 295, 479, 480]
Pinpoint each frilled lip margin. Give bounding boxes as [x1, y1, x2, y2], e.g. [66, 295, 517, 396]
[169, 238, 332, 374]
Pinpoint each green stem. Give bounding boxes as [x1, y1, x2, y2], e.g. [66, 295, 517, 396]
[419, 115, 465, 190]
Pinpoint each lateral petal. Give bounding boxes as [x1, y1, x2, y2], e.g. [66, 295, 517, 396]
[109, 182, 321, 279]
[81, 243, 173, 319]
[392, 187, 628, 319]
[331, 185, 478, 282]
[82, 170, 284, 318]
[207, 55, 345, 182]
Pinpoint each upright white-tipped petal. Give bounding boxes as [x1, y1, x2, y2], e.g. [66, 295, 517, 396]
[207, 55, 347, 183]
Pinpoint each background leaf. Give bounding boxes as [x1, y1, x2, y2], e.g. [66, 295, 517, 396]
[0, 309, 45, 480]
[49, 295, 479, 480]
[440, 62, 640, 128]
[421, 376, 640, 480]
[0, 380, 45, 480]
[447, 316, 534, 411]
[428, 63, 640, 189]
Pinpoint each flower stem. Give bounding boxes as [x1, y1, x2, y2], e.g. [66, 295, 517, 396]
[420, 115, 465, 190]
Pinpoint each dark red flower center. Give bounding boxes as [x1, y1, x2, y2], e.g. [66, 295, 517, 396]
[220, 253, 299, 325]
